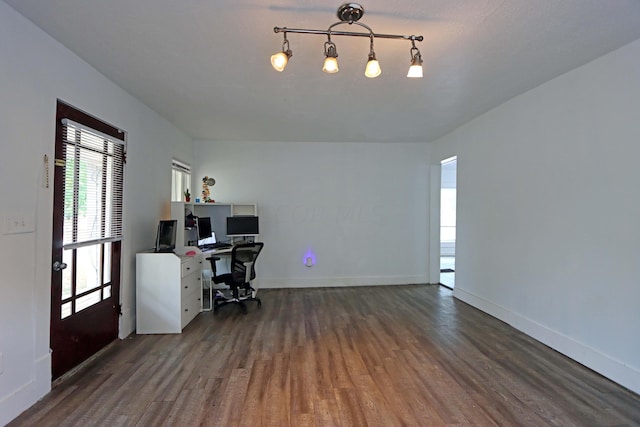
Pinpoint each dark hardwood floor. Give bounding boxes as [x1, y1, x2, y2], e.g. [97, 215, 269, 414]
[9, 285, 640, 426]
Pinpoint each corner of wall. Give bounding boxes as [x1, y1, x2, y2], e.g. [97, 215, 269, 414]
[119, 307, 135, 339]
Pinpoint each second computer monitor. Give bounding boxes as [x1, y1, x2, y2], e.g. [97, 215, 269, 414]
[197, 216, 213, 240]
[226, 216, 259, 236]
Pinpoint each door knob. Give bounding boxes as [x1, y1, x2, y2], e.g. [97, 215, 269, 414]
[52, 261, 68, 272]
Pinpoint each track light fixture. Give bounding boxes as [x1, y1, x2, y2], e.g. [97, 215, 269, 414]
[407, 39, 424, 78]
[272, 3, 424, 78]
[323, 37, 339, 73]
[364, 34, 381, 78]
[270, 33, 293, 72]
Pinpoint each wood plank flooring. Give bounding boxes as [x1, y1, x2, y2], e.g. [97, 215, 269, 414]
[9, 285, 640, 426]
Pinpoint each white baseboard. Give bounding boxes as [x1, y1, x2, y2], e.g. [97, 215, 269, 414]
[453, 287, 640, 395]
[259, 276, 428, 289]
[0, 351, 51, 426]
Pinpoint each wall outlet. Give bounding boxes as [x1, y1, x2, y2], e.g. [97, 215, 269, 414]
[3, 214, 34, 234]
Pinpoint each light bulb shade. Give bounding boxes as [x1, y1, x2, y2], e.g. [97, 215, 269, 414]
[407, 46, 423, 78]
[271, 51, 289, 72]
[323, 56, 339, 73]
[407, 64, 423, 78]
[365, 59, 381, 78]
[323, 41, 339, 74]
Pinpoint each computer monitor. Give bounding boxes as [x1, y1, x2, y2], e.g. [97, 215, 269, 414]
[226, 216, 259, 236]
[197, 217, 213, 240]
[155, 220, 177, 252]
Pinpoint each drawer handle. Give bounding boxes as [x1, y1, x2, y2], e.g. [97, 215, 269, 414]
[185, 308, 188, 312]
[186, 267, 191, 271]
[184, 286, 188, 289]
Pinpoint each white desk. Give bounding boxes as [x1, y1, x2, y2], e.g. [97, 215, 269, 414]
[202, 246, 233, 256]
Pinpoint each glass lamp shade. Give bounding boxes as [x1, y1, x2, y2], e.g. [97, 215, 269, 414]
[364, 59, 381, 78]
[407, 64, 423, 78]
[322, 56, 339, 73]
[271, 52, 289, 72]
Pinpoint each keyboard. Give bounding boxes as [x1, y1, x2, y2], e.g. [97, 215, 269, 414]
[212, 242, 232, 249]
[200, 242, 232, 251]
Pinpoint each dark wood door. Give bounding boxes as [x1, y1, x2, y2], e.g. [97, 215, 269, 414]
[50, 101, 124, 379]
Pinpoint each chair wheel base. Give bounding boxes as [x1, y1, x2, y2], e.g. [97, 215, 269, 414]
[213, 296, 261, 315]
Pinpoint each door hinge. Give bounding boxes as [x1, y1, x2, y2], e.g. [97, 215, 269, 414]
[116, 303, 123, 316]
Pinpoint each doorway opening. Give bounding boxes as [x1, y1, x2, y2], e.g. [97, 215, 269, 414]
[440, 156, 457, 288]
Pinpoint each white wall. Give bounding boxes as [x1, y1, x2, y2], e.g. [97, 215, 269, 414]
[0, 3, 192, 424]
[192, 141, 432, 288]
[431, 39, 640, 394]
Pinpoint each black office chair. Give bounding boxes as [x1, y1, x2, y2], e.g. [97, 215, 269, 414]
[209, 242, 264, 314]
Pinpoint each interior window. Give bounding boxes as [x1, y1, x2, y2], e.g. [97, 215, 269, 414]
[171, 159, 191, 202]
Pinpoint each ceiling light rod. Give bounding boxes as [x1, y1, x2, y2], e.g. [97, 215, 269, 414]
[273, 26, 423, 42]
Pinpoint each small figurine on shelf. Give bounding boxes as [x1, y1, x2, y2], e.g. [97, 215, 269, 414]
[202, 176, 216, 203]
[184, 189, 191, 202]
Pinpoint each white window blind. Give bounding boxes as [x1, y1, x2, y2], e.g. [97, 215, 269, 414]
[61, 119, 125, 249]
[172, 158, 191, 202]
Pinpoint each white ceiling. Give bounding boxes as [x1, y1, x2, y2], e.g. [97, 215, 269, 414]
[5, 0, 640, 143]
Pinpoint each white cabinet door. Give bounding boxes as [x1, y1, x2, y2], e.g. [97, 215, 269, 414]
[136, 252, 203, 334]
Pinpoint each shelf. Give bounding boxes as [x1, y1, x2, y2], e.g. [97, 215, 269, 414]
[171, 201, 258, 247]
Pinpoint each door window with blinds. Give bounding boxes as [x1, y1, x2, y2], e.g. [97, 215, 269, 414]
[60, 119, 125, 318]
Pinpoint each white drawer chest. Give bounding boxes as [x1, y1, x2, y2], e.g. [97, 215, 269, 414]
[136, 251, 203, 334]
